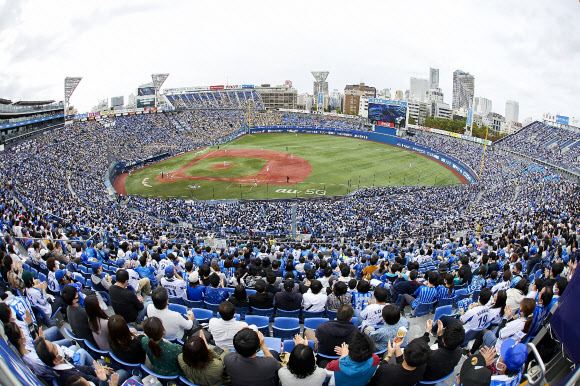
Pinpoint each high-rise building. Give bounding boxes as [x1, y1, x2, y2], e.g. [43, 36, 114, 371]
[407, 100, 428, 125]
[255, 85, 297, 110]
[452, 70, 475, 110]
[297, 93, 313, 111]
[344, 83, 376, 115]
[429, 68, 439, 89]
[505, 100, 519, 123]
[111, 96, 124, 109]
[410, 78, 428, 102]
[474, 97, 492, 116]
[394, 90, 404, 101]
[426, 89, 444, 103]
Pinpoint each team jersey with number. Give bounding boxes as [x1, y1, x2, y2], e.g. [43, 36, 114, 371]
[460, 304, 490, 331]
[161, 277, 187, 299]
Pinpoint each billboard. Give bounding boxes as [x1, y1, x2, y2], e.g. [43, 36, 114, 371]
[210, 85, 224, 90]
[318, 92, 324, 106]
[136, 98, 155, 108]
[138, 87, 155, 96]
[368, 103, 407, 129]
[556, 115, 569, 125]
[466, 108, 473, 126]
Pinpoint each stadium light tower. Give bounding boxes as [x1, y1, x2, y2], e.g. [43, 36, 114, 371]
[151, 73, 170, 108]
[64, 76, 82, 121]
[311, 71, 329, 112]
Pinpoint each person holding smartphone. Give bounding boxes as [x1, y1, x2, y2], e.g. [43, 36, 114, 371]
[179, 330, 230, 386]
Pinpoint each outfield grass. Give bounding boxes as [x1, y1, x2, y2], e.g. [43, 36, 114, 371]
[124, 133, 462, 200]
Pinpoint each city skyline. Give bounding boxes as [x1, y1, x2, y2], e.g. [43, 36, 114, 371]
[0, 0, 579, 121]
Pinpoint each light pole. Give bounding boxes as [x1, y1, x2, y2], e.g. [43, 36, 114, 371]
[64, 77, 82, 123]
[151, 73, 170, 108]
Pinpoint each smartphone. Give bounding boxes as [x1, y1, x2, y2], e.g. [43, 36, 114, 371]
[213, 346, 224, 355]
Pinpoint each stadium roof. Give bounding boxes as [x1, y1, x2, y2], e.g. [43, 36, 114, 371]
[0, 98, 12, 105]
[12, 100, 56, 106]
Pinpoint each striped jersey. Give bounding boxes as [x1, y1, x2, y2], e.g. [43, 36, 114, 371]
[412, 285, 438, 308]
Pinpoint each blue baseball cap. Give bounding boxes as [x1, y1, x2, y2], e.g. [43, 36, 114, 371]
[116, 258, 126, 268]
[91, 262, 102, 272]
[55, 270, 67, 282]
[86, 240, 93, 247]
[165, 265, 175, 277]
[500, 338, 528, 372]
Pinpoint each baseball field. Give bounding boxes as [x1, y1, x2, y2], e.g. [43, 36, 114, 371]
[118, 133, 464, 200]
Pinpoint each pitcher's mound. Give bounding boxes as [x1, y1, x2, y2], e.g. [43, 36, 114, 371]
[211, 163, 232, 170]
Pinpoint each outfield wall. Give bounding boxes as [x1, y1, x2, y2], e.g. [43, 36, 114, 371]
[252, 125, 478, 183]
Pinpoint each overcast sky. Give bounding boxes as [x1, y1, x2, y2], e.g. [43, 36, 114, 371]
[1, 0, 578, 121]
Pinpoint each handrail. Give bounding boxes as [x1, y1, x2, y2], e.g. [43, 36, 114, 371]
[525, 342, 547, 386]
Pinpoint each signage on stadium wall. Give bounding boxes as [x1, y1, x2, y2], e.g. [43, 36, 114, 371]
[410, 124, 492, 146]
[556, 115, 570, 125]
[368, 98, 408, 107]
[250, 126, 478, 183]
[0, 114, 64, 130]
[225, 85, 239, 89]
[210, 85, 225, 90]
[242, 85, 254, 89]
[377, 121, 394, 128]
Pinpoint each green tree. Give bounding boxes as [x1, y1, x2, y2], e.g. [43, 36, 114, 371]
[408, 116, 417, 125]
[336, 107, 341, 114]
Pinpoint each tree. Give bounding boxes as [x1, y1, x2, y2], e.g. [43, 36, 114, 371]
[408, 116, 417, 125]
[336, 107, 341, 114]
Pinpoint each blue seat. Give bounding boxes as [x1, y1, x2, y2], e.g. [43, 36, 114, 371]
[84, 340, 113, 365]
[140, 364, 179, 386]
[110, 352, 143, 377]
[30, 267, 38, 278]
[235, 306, 250, 319]
[77, 265, 88, 274]
[64, 327, 87, 350]
[395, 294, 403, 306]
[183, 299, 204, 309]
[169, 296, 185, 305]
[252, 307, 275, 321]
[375, 346, 389, 356]
[86, 279, 93, 288]
[462, 328, 486, 347]
[302, 309, 325, 319]
[245, 315, 270, 336]
[433, 305, 453, 323]
[179, 376, 199, 386]
[38, 272, 47, 284]
[418, 370, 455, 385]
[326, 309, 337, 320]
[351, 316, 359, 326]
[471, 290, 481, 303]
[437, 297, 453, 307]
[528, 273, 535, 282]
[317, 352, 340, 360]
[218, 313, 241, 321]
[283, 339, 315, 352]
[191, 308, 213, 323]
[272, 317, 300, 340]
[304, 318, 328, 331]
[414, 301, 436, 317]
[73, 273, 85, 286]
[204, 301, 220, 316]
[168, 303, 188, 316]
[23, 263, 30, 271]
[277, 309, 301, 318]
[246, 289, 257, 296]
[260, 337, 282, 356]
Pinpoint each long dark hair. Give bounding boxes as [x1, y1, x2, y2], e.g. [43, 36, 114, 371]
[287, 344, 317, 379]
[85, 295, 109, 333]
[182, 336, 212, 369]
[520, 298, 536, 334]
[108, 314, 134, 351]
[233, 285, 247, 301]
[492, 290, 507, 316]
[144, 317, 164, 358]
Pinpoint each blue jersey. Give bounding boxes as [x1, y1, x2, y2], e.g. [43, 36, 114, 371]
[352, 291, 373, 311]
[412, 286, 438, 309]
[7, 296, 36, 324]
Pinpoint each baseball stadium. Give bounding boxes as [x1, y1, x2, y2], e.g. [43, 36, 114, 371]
[1, 3, 580, 385]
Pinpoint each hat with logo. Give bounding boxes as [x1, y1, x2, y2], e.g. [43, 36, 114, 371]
[501, 338, 528, 372]
[458, 353, 491, 386]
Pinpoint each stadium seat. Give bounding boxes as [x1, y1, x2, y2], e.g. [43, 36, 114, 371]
[30, 267, 38, 278]
[437, 297, 453, 307]
[204, 301, 220, 316]
[351, 317, 359, 326]
[252, 307, 275, 321]
[38, 272, 47, 284]
[64, 327, 87, 350]
[395, 294, 403, 306]
[110, 352, 143, 377]
[303, 318, 328, 331]
[73, 273, 85, 286]
[235, 306, 250, 319]
[326, 309, 337, 320]
[245, 315, 270, 336]
[168, 303, 188, 316]
[183, 299, 204, 309]
[462, 327, 488, 347]
[277, 309, 301, 318]
[191, 308, 212, 323]
[414, 301, 436, 317]
[283, 339, 315, 352]
[178, 376, 199, 386]
[140, 364, 179, 386]
[97, 290, 110, 306]
[302, 309, 325, 319]
[471, 290, 481, 303]
[169, 296, 185, 305]
[84, 340, 113, 365]
[272, 317, 300, 340]
[433, 305, 453, 323]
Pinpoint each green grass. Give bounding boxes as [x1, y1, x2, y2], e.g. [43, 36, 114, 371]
[124, 133, 462, 200]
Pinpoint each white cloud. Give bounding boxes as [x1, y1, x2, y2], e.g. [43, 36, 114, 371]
[0, 0, 578, 120]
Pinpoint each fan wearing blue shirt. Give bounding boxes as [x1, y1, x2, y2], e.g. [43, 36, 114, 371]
[399, 271, 438, 317]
